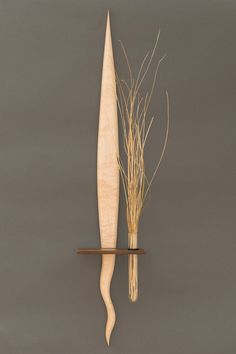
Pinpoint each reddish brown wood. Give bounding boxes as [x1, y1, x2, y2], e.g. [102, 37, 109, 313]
[76, 248, 145, 255]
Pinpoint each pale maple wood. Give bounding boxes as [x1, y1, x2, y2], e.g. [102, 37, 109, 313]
[97, 12, 119, 346]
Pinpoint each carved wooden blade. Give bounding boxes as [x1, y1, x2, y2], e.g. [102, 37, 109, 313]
[97, 12, 119, 346]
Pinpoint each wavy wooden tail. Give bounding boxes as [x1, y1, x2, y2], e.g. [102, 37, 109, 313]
[100, 254, 116, 345]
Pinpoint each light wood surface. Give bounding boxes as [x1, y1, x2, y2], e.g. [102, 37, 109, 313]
[97, 12, 119, 346]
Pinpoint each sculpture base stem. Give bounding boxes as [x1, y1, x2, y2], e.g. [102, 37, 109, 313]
[128, 233, 138, 302]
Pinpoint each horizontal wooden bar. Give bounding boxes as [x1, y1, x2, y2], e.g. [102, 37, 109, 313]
[76, 248, 145, 255]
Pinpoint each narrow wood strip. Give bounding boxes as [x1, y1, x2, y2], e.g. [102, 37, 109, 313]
[77, 248, 146, 255]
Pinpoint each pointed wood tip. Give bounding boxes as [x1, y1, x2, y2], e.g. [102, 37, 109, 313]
[106, 333, 110, 346]
[105, 313, 115, 346]
[106, 10, 110, 28]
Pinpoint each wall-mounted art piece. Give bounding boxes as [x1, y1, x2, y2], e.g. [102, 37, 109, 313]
[77, 11, 169, 345]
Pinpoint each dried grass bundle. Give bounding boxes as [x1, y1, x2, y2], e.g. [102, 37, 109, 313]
[116, 31, 170, 302]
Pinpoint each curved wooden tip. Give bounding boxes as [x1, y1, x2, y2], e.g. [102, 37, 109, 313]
[100, 254, 116, 346]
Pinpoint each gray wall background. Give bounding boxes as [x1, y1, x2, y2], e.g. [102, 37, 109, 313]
[0, 1, 235, 353]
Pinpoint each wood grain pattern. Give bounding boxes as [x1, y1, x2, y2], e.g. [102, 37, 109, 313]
[97, 12, 119, 346]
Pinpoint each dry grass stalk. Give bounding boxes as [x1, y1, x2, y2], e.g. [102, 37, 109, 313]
[116, 32, 170, 302]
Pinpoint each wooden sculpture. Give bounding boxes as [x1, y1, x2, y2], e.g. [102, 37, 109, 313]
[77, 12, 145, 345]
[97, 11, 119, 345]
[76, 11, 170, 346]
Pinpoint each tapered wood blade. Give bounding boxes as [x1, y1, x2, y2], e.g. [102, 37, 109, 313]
[97, 12, 119, 346]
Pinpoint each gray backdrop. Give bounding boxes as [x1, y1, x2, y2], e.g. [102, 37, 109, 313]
[0, 1, 235, 353]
